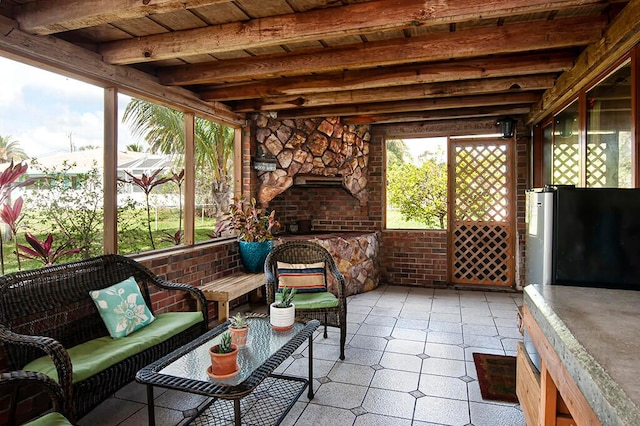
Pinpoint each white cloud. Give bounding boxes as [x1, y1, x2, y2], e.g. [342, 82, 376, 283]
[0, 56, 145, 157]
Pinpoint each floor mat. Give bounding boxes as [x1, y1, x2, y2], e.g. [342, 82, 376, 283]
[472, 352, 518, 404]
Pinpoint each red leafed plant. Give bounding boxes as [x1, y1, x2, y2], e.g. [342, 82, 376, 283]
[0, 196, 24, 270]
[18, 232, 81, 267]
[0, 161, 36, 274]
[119, 169, 171, 250]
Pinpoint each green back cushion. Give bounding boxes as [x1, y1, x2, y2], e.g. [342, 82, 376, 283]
[89, 276, 155, 338]
[275, 291, 338, 309]
[23, 312, 203, 384]
[277, 261, 327, 293]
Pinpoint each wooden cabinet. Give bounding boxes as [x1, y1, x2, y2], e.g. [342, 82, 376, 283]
[518, 305, 600, 426]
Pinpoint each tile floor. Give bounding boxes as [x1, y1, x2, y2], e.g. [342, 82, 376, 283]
[78, 285, 525, 426]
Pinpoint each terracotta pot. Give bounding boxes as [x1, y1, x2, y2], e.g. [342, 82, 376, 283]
[209, 344, 239, 376]
[230, 325, 250, 347]
[270, 302, 295, 332]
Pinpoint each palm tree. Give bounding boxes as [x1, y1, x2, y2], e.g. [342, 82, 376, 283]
[0, 135, 28, 163]
[122, 99, 235, 221]
[125, 143, 144, 152]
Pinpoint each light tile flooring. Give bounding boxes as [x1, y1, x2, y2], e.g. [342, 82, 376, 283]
[78, 285, 525, 426]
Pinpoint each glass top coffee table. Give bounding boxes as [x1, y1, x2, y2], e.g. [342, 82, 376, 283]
[136, 314, 320, 426]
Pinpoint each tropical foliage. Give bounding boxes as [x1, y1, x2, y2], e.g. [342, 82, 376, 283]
[0, 135, 29, 164]
[387, 142, 448, 229]
[219, 197, 278, 242]
[18, 232, 80, 266]
[122, 99, 235, 222]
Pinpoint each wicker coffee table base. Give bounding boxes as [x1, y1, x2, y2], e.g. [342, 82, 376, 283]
[184, 375, 307, 426]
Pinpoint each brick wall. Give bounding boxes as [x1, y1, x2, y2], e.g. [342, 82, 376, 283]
[137, 241, 242, 321]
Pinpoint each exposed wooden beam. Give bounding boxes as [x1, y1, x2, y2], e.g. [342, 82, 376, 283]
[230, 75, 557, 112]
[376, 117, 504, 137]
[277, 92, 542, 119]
[342, 105, 532, 125]
[198, 51, 574, 101]
[527, 0, 640, 124]
[14, 0, 232, 35]
[0, 16, 244, 126]
[99, 0, 605, 65]
[159, 15, 605, 86]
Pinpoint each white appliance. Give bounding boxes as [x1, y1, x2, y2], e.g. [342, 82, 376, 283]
[525, 189, 554, 286]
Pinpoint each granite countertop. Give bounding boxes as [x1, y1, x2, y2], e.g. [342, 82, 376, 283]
[524, 284, 640, 425]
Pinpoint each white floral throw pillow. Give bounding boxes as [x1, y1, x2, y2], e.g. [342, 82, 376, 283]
[89, 276, 155, 338]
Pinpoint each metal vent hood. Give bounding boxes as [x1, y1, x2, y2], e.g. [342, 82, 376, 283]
[293, 175, 344, 187]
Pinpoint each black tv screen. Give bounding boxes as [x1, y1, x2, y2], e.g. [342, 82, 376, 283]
[553, 188, 640, 289]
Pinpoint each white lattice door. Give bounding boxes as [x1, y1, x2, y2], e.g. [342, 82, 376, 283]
[449, 138, 515, 287]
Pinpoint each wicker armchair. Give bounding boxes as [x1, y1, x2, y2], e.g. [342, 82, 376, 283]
[264, 240, 347, 360]
[0, 370, 73, 425]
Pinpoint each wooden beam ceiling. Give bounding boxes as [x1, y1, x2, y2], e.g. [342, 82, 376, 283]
[198, 51, 575, 101]
[158, 16, 605, 86]
[96, 0, 605, 65]
[14, 0, 233, 35]
[229, 74, 558, 112]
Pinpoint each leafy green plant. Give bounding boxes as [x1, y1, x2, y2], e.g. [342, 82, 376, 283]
[229, 312, 248, 329]
[218, 197, 279, 242]
[276, 287, 296, 308]
[18, 232, 81, 266]
[214, 331, 233, 354]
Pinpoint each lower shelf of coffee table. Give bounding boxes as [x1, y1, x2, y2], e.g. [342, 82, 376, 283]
[184, 374, 308, 426]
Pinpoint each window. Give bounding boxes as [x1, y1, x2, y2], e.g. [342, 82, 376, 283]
[0, 55, 104, 272]
[552, 100, 580, 185]
[586, 60, 632, 188]
[386, 137, 448, 229]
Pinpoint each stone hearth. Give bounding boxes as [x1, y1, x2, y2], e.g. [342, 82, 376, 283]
[276, 231, 379, 296]
[253, 114, 371, 206]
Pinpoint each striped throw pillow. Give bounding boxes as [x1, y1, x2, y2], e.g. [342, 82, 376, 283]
[277, 261, 327, 293]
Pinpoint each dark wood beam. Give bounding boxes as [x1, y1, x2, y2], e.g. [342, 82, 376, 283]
[276, 92, 541, 119]
[198, 51, 574, 101]
[229, 75, 557, 112]
[376, 117, 505, 137]
[342, 105, 532, 125]
[527, 0, 640, 124]
[14, 0, 233, 35]
[159, 16, 605, 86]
[99, 0, 604, 65]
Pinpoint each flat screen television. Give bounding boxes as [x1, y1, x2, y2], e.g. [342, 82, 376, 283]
[553, 187, 640, 289]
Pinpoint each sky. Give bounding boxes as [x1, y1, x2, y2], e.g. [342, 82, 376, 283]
[0, 55, 137, 159]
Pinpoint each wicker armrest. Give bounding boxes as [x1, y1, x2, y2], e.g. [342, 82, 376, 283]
[149, 277, 209, 327]
[0, 370, 66, 411]
[0, 325, 73, 411]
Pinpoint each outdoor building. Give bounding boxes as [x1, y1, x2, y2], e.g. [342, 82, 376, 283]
[0, 1, 639, 426]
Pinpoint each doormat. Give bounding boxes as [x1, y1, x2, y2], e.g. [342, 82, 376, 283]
[472, 352, 518, 404]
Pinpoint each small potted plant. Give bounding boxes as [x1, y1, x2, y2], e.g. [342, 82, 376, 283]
[229, 312, 250, 347]
[208, 331, 239, 378]
[270, 287, 297, 332]
[220, 197, 280, 272]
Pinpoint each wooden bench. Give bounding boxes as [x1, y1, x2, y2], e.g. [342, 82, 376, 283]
[200, 273, 265, 323]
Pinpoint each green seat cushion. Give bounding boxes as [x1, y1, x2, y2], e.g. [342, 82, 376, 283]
[24, 311, 203, 383]
[276, 291, 339, 309]
[25, 412, 73, 426]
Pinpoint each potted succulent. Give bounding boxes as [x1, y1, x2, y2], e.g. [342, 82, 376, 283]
[270, 287, 297, 332]
[229, 312, 250, 347]
[222, 197, 279, 272]
[208, 331, 239, 378]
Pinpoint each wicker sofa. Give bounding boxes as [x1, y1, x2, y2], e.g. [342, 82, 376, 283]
[0, 254, 208, 421]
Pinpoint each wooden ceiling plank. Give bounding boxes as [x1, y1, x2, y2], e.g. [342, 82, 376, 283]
[276, 92, 542, 119]
[198, 51, 574, 101]
[230, 74, 557, 112]
[14, 0, 233, 35]
[0, 16, 244, 126]
[527, 0, 640, 124]
[280, 93, 541, 119]
[342, 105, 532, 125]
[159, 16, 605, 85]
[99, 0, 605, 65]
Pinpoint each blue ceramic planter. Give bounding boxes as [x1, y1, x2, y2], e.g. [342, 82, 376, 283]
[238, 240, 274, 273]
